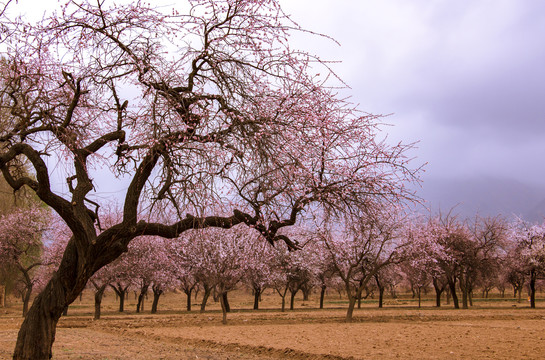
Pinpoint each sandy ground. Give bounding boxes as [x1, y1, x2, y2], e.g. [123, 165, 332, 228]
[2, 291, 545, 359]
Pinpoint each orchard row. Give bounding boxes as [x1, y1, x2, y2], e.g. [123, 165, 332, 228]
[1, 206, 542, 323]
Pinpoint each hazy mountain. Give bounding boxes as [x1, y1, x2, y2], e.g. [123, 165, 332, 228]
[413, 176, 545, 222]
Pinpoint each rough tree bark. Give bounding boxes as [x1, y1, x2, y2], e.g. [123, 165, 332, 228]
[111, 284, 129, 313]
[529, 269, 537, 309]
[319, 285, 326, 309]
[375, 274, 385, 309]
[151, 285, 163, 314]
[219, 291, 228, 324]
[447, 276, 459, 309]
[222, 292, 230, 313]
[13, 241, 86, 359]
[432, 278, 445, 307]
[200, 283, 212, 313]
[183, 288, 193, 312]
[93, 284, 107, 320]
[289, 288, 299, 311]
[136, 282, 150, 313]
[252, 287, 263, 310]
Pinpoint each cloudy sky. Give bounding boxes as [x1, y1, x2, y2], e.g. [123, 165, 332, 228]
[11, 0, 545, 219]
[280, 0, 545, 219]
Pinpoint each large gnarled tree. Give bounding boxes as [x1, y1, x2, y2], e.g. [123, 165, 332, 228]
[0, 0, 417, 358]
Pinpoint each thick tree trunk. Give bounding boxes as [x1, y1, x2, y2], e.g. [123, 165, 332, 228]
[136, 283, 149, 313]
[276, 287, 288, 312]
[200, 286, 211, 313]
[94, 285, 106, 320]
[253, 288, 261, 310]
[289, 289, 297, 310]
[301, 284, 311, 301]
[460, 273, 472, 309]
[12, 236, 92, 360]
[13, 282, 65, 359]
[219, 291, 228, 324]
[319, 285, 326, 309]
[22, 285, 32, 318]
[118, 291, 125, 312]
[375, 275, 384, 309]
[447, 277, 459, 309]
[13, 257, 86, 360]
[433, 278, 444, 307]
[346, 296, 357, 322]
[530, 269, 537, 309]
[222, 292, 230, 313]
[461, 286, 468, 309]
[151, 288, 162, 314]
[184, 289, 192, 311]
[378, 287, 384, 308]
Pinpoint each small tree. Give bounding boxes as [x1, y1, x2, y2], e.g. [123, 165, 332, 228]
[184, 226, 250, 323]
[269, 247, 294, 312]
[0, 207, 49, 316]
[306, 240, 336, 309]
[320, 208, 405, 322]
[243, 235, 276, 310]
[510, 219, 545, 308]
[166, 239, 199, 311]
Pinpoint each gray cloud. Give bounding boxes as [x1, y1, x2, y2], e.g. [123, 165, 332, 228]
[282, 0, 545, 215]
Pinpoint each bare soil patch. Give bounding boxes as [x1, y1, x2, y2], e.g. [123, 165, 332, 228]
[2, 291, 545, 359]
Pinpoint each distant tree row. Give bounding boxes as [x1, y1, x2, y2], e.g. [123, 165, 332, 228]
[4, 205, 545, 324]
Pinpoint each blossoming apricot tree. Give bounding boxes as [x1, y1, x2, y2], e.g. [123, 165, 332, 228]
[0, 0, 417, 357]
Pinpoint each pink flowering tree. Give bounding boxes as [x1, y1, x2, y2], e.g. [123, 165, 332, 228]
[503, 246, 526, 301]
[265, 229, 317, 312]
[374, 263, 404, 308]
[510, 219, 545, 308]
[319, 207, 406, 322]
[243, 233, 277, 310]
[403, 217, 449, 307]
[0, 207, 49, 317]
[164, 238, 199, 311]
[106, 252, 134, 313]
[0, 0, 418, 357]
[194, 226, 252, 323]
[286, 250, 315, 310]
[140, 236, 178, 314]
[121, 235, 177, 313]
[415, 214, 506, 309]
[268, 247, 294, 312]
[89, 265, 116, 320]
[304, 239, 337, 309]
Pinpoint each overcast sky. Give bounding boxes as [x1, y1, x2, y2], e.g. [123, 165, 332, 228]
[280, 0, 545, 217]
[282, 0, 545, 180]
[12, 0, 545, 218]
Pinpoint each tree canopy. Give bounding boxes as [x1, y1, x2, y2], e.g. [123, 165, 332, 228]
[0, 0, 418, 358]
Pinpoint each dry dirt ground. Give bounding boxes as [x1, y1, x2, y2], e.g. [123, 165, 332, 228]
[2, 291, 545, 359]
